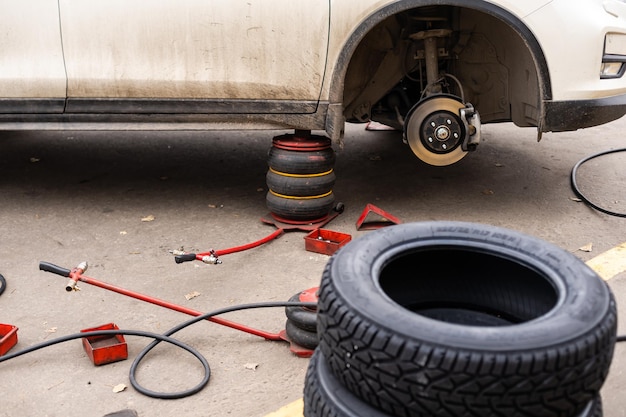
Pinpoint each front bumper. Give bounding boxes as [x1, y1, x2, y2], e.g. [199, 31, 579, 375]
[542, 93, 626, 132]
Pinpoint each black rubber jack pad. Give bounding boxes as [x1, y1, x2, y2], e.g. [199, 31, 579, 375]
[260, 203, 344, 232]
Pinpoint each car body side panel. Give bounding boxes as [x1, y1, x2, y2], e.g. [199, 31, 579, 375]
[0, 0, 66, 107]
[59, 0, 329, 104]
[525, 0, 626, 101]
[1, 0, 626, 136]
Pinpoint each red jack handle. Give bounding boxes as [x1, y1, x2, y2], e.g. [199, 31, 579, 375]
[40, 261, 87, 292]
[39, 261, 284, 341]
[173, 228, 285, 264]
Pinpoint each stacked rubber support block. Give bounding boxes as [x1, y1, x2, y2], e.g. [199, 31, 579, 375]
[266, 132, 336, 224]
[284, 288, 319, 351]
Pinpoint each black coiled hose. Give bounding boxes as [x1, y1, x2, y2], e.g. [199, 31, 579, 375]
[570, 148, 626, 218]
[0, 300, 316, 399]
[0, 274, 6, 296]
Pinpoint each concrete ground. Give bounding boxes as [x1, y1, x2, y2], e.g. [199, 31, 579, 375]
[0, 117, 625, 417]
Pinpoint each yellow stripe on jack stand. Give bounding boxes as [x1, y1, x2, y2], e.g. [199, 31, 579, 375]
[263, 398, 303, 417]
[586, 242, 626, 281]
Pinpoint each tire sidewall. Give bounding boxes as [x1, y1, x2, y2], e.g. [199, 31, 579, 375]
[326, 221, 613, 351]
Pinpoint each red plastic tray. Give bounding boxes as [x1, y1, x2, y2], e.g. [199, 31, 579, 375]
[304, 229, 351, 255]
[0, 323, 18, 356]
[81, 323, 128, 366]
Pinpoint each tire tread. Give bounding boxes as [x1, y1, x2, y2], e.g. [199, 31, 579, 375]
[317, 257, 617, 417]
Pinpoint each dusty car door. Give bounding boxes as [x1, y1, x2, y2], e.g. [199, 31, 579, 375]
[0, 0, 67, 113]
[58, 0, 329, 114]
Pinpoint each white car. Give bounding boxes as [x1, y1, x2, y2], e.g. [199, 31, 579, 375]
[3, 0, 626, 218]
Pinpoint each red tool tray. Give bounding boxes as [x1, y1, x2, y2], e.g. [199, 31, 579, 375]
[304, 229, 351, 255]
[81, 323, 128, 366]
[0, 323, 18, 356]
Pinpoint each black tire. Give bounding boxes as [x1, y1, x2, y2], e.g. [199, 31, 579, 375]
[303, 349, 604, 417]
[0, 274, 6, 296]
[285, 319, 318, 350]
[267, 146, 335, 175]
[285, 293, 318, 332]
[304, 348, 394, 417]
[317, 221, 617, 417]
[266, 169, 335, 197]
[266, 191, 335, 222]
[580, 397, 603, 417]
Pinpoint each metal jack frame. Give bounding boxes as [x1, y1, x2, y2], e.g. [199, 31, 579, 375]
[38, 261, 316, 357]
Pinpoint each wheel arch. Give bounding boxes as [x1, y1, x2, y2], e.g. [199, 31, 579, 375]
[326, 0, 552, 132]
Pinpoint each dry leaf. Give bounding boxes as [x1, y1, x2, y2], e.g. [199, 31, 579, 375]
[112, 383, 127, 393]
[185, 291, 201, 300]
[482, 189, 494, 195]
[141, 215, 155, 222]
[579, 243, 593, 252]
[43, 326, 58, 339]
[244, 363, 259, 371]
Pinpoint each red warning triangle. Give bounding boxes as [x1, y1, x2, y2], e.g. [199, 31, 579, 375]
[355, 204, 401, 230]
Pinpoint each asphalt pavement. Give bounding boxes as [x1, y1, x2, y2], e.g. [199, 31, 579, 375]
[0, 117, 625, 417]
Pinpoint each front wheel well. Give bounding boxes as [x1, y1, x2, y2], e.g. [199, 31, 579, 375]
[337, 3, 548, 131]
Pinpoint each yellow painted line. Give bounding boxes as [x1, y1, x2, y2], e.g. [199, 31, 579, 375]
[586, 242, 626, 281]
[263, 398, 303, 417]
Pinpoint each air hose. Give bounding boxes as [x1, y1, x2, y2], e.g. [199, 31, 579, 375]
[0, 300, 316, 399]
[0, 274, 6, 296]
[570, 148, 626, 218]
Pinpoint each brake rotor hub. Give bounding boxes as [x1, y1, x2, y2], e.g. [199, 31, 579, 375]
[404, 95, 481, 166]
[422, 112, 463, 153]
